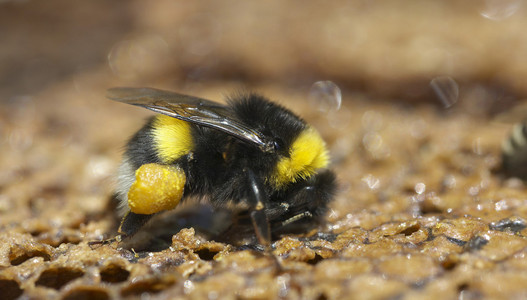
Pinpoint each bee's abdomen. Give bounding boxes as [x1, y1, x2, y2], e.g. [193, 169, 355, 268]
[502, 122, 527, 179]
[152, 115, 194, 164]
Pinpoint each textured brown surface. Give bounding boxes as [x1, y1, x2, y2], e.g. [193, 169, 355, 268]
[2, 1, 527, 299]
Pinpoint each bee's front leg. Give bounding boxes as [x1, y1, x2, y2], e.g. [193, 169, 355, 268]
[244, 168, 272, 249]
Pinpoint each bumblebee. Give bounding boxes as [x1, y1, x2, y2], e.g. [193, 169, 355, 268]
[97, 87, 336, 249]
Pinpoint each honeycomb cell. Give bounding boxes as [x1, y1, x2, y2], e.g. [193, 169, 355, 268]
[62, 287, 110, 300]
[0, 279, 23, 300]
[99, 263, 130, 283]
[35, 267, 84, 290]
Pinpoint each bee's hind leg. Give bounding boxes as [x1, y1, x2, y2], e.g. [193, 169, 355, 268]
[89, 163, 186, 248]
[88, 212, 153, 248]
[117, 212, 154, 240]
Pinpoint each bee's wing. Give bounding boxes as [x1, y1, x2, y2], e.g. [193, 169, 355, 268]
[107, 87, 274, 152]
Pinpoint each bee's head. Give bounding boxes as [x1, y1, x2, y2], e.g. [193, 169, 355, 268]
[231, 93, 330, 189]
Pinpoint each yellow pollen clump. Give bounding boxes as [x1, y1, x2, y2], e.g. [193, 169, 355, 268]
[127, 163, 186, 215]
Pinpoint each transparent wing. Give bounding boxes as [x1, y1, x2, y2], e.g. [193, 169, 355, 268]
[107, 87, 274, 152]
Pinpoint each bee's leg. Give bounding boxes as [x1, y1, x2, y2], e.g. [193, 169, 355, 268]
[88, 212, 154, 247]
[280, 211, 313, 227]
[245, 168, 272, 248]
[117, 212, 154, 239]
[267, 170, 336, 234]
[245, 169, 284, 271]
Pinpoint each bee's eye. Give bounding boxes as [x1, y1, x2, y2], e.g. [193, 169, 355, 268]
[273, 141, 281, 151]
[273, 139, 285, 152]
[273, 138, 287, 154]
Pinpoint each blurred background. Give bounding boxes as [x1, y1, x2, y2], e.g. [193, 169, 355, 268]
[2, 0, 527, 103]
